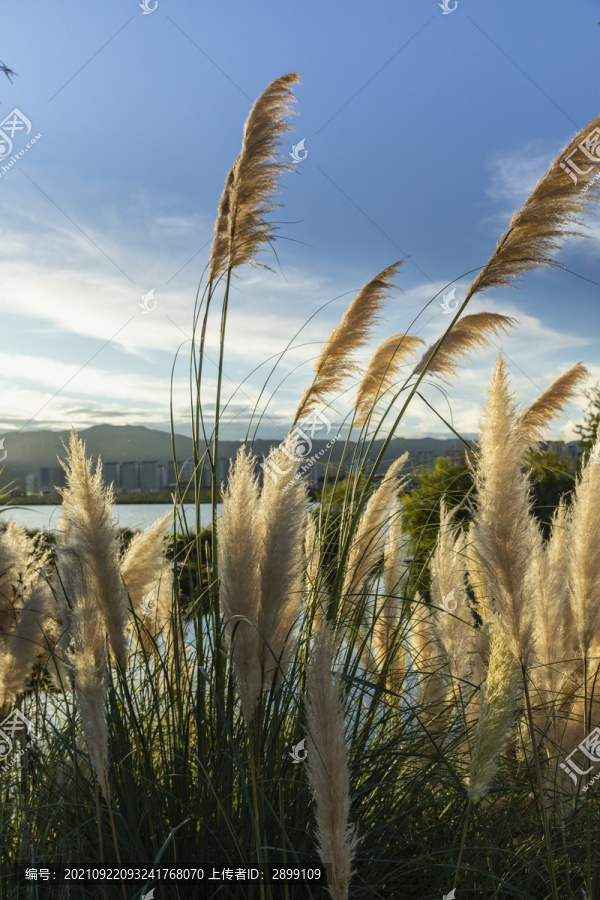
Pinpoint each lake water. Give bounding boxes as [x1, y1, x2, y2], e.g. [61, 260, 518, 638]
[0, 503, 222, 533]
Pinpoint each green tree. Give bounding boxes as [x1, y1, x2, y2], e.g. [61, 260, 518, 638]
[401, 448, 577, 601]
[401, 455, 474, 601]
[574, 382, 600, 452]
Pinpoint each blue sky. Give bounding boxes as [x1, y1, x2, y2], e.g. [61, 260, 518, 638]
[1, 0, 600, 443]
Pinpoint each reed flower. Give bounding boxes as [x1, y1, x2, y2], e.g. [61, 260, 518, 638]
[467, 113, 600, 297]
[68, 601, 111, 801]
[518, 362, 588, 448]
[218, 445, 263, 724]
[464, 522, 493, 693]
[371, 499, 407, 686]
[340, 453, 409, 622]
[56, 428, 129, 669]
[530, 505, 573, 746]
[257, 438, 308, 689]
[470, 355, 537, 668]
[208, 73, 300, 280]
[465, 520, 493, 624]
[120, 511, 174, 651]
[407, 593, 447, 710]
[468, 620, 521, 804]
[567, 426, 600, 727]
[305, 619, 358, 900]
[412, 312, 516, 380]
[296, 262, 404, 419]
[353, 333, 425, 428]
[429, 501, 473, 690]
[0, 523, 60, 708]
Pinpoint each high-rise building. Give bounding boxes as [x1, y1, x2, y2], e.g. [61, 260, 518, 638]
[139, 461, 159, 492]
[180, 460, 195, 483]
[103, 462, 120, 491]
[25, 472, 39, 493]
[120, 462, 139, 492]
[166, 461, 176, 486]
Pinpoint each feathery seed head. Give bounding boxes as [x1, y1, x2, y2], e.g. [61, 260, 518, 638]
[297, 262, 404, 419]
[354, 333, 425, 428]
[412, 313, 517, 380]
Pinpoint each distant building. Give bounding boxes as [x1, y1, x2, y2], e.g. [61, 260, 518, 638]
[120, 462, 139, 492]
[415, 450, 437, 469]
[165, 459, 195, 489]
[180, 460, 195, 483]
[139, 461, 160, 492]
[103, 462, 120, 491]
[25, 472, 39, 493]
[543, 440, 580, 460]
[39, 466, 65, 494]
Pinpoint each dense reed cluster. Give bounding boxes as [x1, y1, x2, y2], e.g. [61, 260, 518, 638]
[1, 73, 600, 900]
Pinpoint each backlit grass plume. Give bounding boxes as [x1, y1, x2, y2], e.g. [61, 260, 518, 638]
[340, 452, 409, 622]
[0, 523, 59, 708]
[471, 355, 537, 668]
[296, 262, 404, 419]
[429, 501, 473, 691]
[412, 312, 517, 380]
[257, 439, 308, 689]
[371, 499, 406, 684]
[354, 333, 425, 428]
[68, 601, 111, 802]
[208, 73, 300, 281]
[56, 429, 129, 669]
[529, 503, 573, 752]
[467, 113, 600, 297]
[305, 619, 358, 900]
[468, 621, 521, 804]
[120, 511, 174, 651]
[218, 445, 263, 724]
[518, 361, 588, 447]
[567, 426, 600, 728]
[407, 594, 447, 710]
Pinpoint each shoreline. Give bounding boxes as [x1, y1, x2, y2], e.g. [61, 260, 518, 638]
[1, 491, 215, 506]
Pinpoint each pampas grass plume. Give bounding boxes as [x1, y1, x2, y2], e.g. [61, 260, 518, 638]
[218, 445, 263, 724]
[412, 312, 517, 380]
[297, 262, 404, 419]
[468, 621, 521, 804]
[354, 333, 424, 427]
[305, 619, 358, 900]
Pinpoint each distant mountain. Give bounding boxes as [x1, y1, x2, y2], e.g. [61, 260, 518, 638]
[0, 424, 479, 493]
[0, 425, 195, 468]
